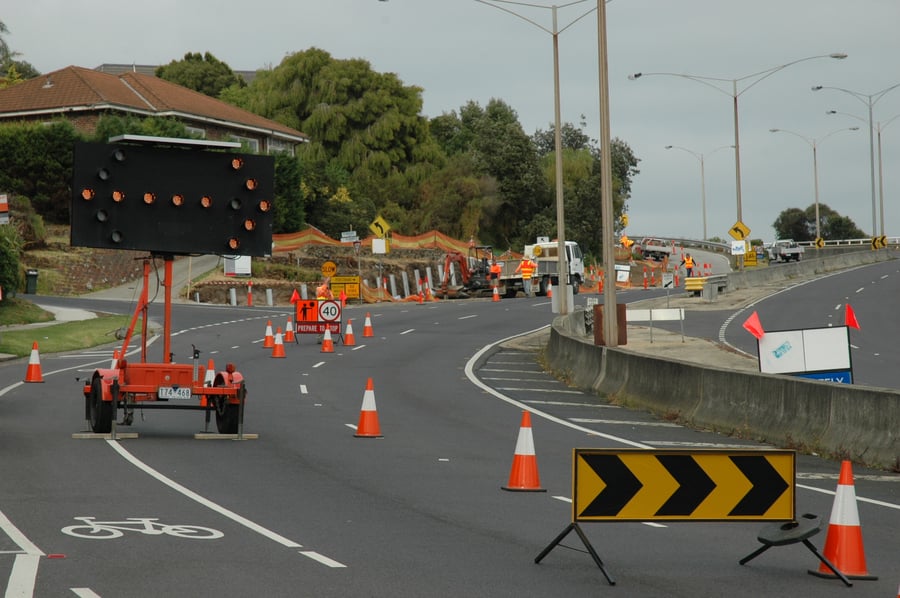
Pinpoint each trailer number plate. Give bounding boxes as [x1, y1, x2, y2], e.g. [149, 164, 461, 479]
[158, 386, 192, 400]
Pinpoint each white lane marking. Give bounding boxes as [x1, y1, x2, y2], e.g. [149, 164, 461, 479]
[105, 440, 347, 566]
[459, 315, 478, 320]
[345, 424, 358, 431]
[351, 345, 366, 351]
[551, 496, 666, 528]
[71, 589, 101, 597]
[312, 361, 326, 368]
[570, 418, 680, 427]
[299, 551, 346, 568]
[524, 400, 619, 408]
[797, 483, 900, 510]
[0, 510, 43, 555]
[299, 385, 308, 394]
[496, 387, 584, 395]
[465, 326, 649, 449]
[400, 329, 415, 335]
[855, 287, 865, 293]
[646, 441, 770, 449]
[6, 553, 40, 598]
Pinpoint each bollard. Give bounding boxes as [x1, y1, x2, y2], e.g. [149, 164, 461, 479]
[265, 288, 273, 306]
[194, 292, 200, 303]
[229, 288, 237, 306]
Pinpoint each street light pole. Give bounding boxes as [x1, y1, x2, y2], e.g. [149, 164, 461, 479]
[630, 54, 847, 237]
[475, 0, 598, 316]
[664, 144, 733, 240]
[813, 82, 900, 236]
[769, 127, 859, 240]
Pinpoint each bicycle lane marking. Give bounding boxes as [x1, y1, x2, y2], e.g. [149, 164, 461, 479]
[105, 440, 346, 567]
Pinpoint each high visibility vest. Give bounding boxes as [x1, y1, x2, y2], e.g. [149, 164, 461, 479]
[517, 259, 536, 279]
[316, 284, 332, 300]
[683, 257, 694, 268]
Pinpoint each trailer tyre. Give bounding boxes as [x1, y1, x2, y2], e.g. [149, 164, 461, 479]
[214, 379, 239, 434]
[89, 377, 112, 434]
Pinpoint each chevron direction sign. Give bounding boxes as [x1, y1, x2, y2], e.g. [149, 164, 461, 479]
[573, 449, 795, 522]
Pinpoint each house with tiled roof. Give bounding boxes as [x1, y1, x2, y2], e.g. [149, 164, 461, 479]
[0, 65, 306, 153]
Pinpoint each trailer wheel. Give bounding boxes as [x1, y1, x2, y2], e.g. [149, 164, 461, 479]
[89, 377, 112, 434]
[214, 381, 239, 434]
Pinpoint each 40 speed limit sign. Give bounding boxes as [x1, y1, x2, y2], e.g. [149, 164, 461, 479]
[318, 300, 342, 323]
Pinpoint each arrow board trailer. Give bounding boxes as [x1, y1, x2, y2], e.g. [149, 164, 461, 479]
[73, 137, 273, 436]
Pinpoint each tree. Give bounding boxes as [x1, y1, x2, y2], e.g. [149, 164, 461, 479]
[772, 207, 811, 241]
[0, 121, 81, 224]
[227, 48, 444, 237]
[772, 204, 866, 241]
[0, 224, 21, 298]
[155, 52, 245, 98]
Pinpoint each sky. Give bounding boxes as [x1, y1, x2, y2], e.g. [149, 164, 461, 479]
[6, 0, 900, 242]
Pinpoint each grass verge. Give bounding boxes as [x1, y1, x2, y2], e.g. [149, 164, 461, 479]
[0, 313, 135, 358]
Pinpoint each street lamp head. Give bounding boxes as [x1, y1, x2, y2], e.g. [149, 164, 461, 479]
[628, 73, 642, 80]
[769, 128, 780, 133]
[812, 85, 824, 91]
[829, 53, 848, 60]
[664, 145, 673, 149]
[849, 127, 860, 130]
[826, 110, 837, 114]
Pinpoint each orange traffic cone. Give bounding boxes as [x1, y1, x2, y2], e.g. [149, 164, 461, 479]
[271, 328, 286, 358]
[109, 348, 120, 369]
[502, 411, 545, 492]
[284, 316, 295, 343]
[262, 320, 274, 349]
[344, 319, 356, 346]
[204, 359, 216, 386]
[809, 460, 877, 581]
[24, 341, 44, 383]
[363, 312, 374, 338]
[492, 285, 501, 302]
[354, 378, 382, 438]
[546, 280, 553, 298]
[320, 327, 334, 353]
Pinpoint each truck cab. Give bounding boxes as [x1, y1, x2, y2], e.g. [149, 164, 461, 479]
[524, 240, 585, 295]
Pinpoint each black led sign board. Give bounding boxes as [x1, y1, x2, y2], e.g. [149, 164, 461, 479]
[71, 141, 274, 256]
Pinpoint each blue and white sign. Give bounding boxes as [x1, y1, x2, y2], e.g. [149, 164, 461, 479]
[757, 326, 852, 384]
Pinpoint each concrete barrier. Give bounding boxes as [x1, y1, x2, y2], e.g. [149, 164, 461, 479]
[546, 253, 900, 471]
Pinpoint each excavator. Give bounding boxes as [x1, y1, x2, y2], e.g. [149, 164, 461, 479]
[438, 245, 493, 298]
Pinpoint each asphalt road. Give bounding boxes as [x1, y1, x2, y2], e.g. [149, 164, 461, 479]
[1, 275, 898, 596]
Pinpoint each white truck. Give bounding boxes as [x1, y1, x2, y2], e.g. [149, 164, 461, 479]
[498, 239, 585, 297]
[637, 237, 673, 261]
[768, 239, 803, 262]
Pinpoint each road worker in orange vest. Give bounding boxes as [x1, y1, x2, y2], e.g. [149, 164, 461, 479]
[515, 256, 537, 297]
[680, 253, 695, 280]
[489, 260, 503, 289]
[315, 278, 333, 343]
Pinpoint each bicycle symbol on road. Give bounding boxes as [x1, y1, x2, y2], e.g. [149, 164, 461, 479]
[61, 517, 223, 540]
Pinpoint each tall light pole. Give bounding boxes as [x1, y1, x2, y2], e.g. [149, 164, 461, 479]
[629, 54, 847, 234]
[812, 82, 900, 236]
[769, 127, 859, 240]
[664, 144, 733, 240]
[875, 114, 900, 236]
[475, 0, 599, 316]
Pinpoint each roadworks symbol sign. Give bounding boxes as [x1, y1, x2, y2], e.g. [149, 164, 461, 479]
[572, 449, 795, 522]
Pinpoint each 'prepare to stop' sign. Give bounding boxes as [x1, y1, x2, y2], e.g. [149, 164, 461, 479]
[318, 300, 341, 322]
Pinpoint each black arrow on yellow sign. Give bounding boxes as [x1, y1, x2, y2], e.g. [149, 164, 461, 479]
[574, 449, 794, 521]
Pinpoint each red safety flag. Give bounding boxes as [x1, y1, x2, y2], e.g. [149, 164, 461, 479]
[339, 289, 347, 308]
[289, 289, 300, 304]
[742, 310, 765, 340]
[845, 304, 861, 329]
